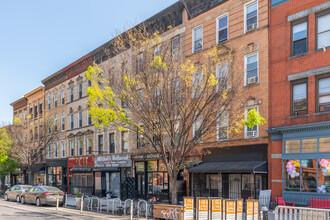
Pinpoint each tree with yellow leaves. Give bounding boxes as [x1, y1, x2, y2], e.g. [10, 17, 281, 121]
[86, 26, 265, 204]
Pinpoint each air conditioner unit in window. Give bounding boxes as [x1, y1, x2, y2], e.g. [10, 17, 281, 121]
[247, 23, 257, 32]
[247, 76, 257, 85]
[246, 130, 257, 137]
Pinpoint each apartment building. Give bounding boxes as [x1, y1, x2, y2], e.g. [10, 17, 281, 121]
[268, 0, 330, 203]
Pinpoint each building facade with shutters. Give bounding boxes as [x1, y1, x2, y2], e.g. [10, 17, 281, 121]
[267, 0, 330, 203]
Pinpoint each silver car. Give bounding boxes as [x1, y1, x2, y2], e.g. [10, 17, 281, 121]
[21, 186, 65, 206]
[4, 185, 32, 203]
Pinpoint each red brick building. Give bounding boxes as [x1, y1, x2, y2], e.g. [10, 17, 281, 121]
[268, 0, 330, 204]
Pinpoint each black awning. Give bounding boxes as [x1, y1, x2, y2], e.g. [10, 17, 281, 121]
[189, 161, 267, 174]
[70, 168, 93, 173]
[93, 167, 120, 172]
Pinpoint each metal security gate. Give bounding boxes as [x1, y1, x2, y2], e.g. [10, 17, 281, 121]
[274, 206, 330, 220]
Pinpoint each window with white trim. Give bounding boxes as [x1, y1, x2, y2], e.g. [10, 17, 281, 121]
[217, 111, 229, 141]
[172, 36, 180, 60]
[70, 114, 74, 130]
[317, 75, 330, 112]
[61, 116, 65, 131]
[47, 144, 51, 159]
[61, 141, 65, 158]
[48, 97, 51, 110]
[78, 84, 83, 99]
[54, 94, 57, 108]
[70, 87, 74, 102]
[193, 26, 203, 53]
[78, 139, 83, 156]
[78, 111, 82, 128]
[217, 14, 228, 43]
[122, 131, 129, 152]
[61, 91, 65, 105]
[245, 53, 258, 85]
[316, 10, 330, 49]
[69, 140, 74, 156]
[192, 70, 203, 98]
[53, 143, 58, 158]
[87, 138, 93, 155]
[245, 1, 258, 32]
[245, 107, 259, 138]
[216, 63, 229, 90]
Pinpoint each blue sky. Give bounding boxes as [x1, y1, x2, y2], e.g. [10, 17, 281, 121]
[0, 0, 178, 124]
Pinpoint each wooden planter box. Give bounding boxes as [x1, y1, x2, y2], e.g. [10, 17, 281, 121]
[153, 204, 184, 220]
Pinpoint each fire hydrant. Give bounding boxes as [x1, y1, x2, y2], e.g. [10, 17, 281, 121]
[260, 203, 268, 220]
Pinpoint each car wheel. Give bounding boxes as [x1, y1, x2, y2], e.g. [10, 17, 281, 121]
[21, 196, 25, 204]
[36, 198, 41, 207]
[16, 196, 20, 203]
[4, 194, 8, 201]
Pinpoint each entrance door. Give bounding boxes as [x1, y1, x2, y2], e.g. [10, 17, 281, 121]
[137, 173, 145, 198]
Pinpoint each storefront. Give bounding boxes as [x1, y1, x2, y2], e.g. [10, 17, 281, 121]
[31, 163, 46, 186]
[94, 154, 132, 198]
[134, 153, 170, 200]
[68, 156, 94, 195]
[189, 144, 268, 200]
[268, 122, 330, 204]
[46, 159, 68, 192]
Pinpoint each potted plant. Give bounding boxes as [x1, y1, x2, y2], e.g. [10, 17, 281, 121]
[75, 191, 82, 210]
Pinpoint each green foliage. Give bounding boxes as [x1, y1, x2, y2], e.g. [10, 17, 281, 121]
[244, 108, 266, 129]
[76, 191, 82, 198]
[0, 128, 12, 163]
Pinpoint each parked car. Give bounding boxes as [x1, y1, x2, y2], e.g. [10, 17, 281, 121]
[4, 185, 32, 202]
[21, 186, 65, 207]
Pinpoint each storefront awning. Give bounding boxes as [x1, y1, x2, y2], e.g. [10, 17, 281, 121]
[189, 161, 267, 174]
[93, 167, 120, 172]
[70, 168, 93, 173]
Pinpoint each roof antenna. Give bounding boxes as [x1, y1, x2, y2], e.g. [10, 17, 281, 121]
[180, 0, 192, 19]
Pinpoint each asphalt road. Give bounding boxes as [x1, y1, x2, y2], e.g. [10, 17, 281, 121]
[0, 198, 141, 220]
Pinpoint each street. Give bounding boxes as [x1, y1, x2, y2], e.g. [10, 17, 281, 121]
[0, 198, 142, 220]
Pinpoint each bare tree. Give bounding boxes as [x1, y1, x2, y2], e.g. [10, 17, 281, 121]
[86, 26, 264, 204]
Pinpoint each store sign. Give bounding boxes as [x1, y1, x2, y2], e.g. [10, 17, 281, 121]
[211, 198, 222, 220]
[246, 200, 254, 220]
[184, 197, 194, 220]
[134, 153, 169, 161]
[225, 200, 236, 220]
[95, 154, 132, 168]
[237, 199, 243, 220]
[197, 198, 208, 220]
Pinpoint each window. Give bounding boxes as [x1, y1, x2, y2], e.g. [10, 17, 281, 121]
[87, 138, 92, 155]
[302, 139, 317, 153]
[284, 159, 301, 192]
[61, 91, 65, 105]
[70, 87, 74, 102]
[78, 111, 82, 128]
[291, 80, 307, 115]
[154, 46, 160, 57]
[24, 111, 27, 121]
[216, 63, 229, 90]
[98, 135, 103, 155]
[193, 115, 203, 142]
[78, 84, 83, 99]
[69, 140, 74, 156]
[30, 107, 33, 118]
[54, 118, 57, 133]
[171, 79, 180, 103]
[137, 128, 144, 149]
[193, 26, 203, 53]
[53, 143, 58, 158]
[87, 113, 92, 125]
[217, 14, 228, 43]
[54, 94, 57, 108]
[61, 141, 65, 158]
[34, 105, 38, 118]
[78, 139, 83, 156]
[47, 144, 51, 159]
[245, 1, 258, 32]
[319, 137, 330, 152]
[316, 10, 330, 49]
[61, 116, 65, 131]
[87, 80, 91, 87]
[137, 53, 143, 74]
[122, 131, 128, 152]
[39, 103, 43, 115]
[217, 111, 228, 141]
[172, 36, 180, 60]
[318, 158, 330, 193]
[245, 107, 259, 138]
[245, 53, 258, 85]
[109, 133, 115, 153]
[70, 114, 74, 130]
[192, 70, 203, 98]
[48, 97, 51, 110]
[285, 140, 300, 153]
[291, 18, 307, 56]
[317, 76, 330, 112]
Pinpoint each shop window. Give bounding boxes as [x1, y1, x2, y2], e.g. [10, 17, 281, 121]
[109, 133, 115, 153]
[193, 25, 203, 53]
[318, 159, 330, 193]
[159, 160, 167, 171]
[245, 1, 258, 32]
[245, 53, 258, 85]
[148, 161, 158, 171]
[291, 18, 308, 56]
[121, 131, 128, 152]
[317, 76, 330, 112]
[302, 139, 317, 153]
[316, 9, 330, 50]
[136, 162, 145, 172]
[291, 80, 307, 116]
[242, 174, 254, 191]
[284, 160, 301, 192]
[206, 174, 220, 190]
[301, 159, 317, 192]
[319, 137, 330, 152]
[284, 140, 300, 153]
[217, 14, 228, 43]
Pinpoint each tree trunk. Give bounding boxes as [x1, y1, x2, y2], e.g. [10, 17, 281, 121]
[0, 176, 6, 193]
[169, 170, 178, 205]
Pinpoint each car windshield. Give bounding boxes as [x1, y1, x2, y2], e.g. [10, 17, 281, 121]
[41, 186, 62, 192]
